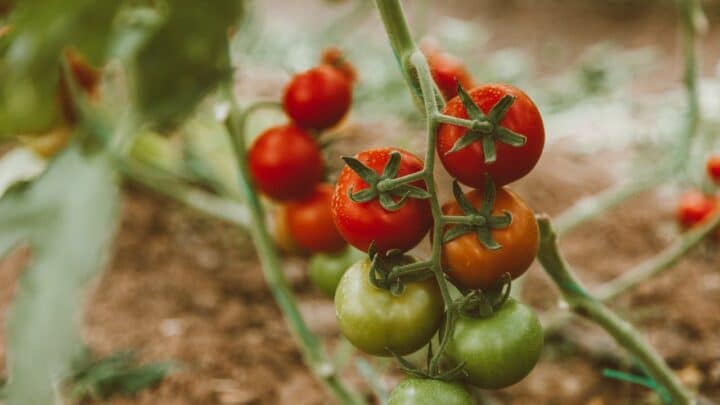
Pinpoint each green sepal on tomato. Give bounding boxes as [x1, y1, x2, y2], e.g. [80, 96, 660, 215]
[441, 185, 539, 291]
[331, 147, 432, 253]
[443, 298, 543, 389]
[334, 257, 443, 356]
[436, 84, 545, 188]
[387, 378, 475, 405]
[308, 246, 365, 298]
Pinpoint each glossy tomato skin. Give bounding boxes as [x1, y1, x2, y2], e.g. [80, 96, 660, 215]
[707, 155, 720, 184]
[441, 186, 538, 290]
[334, 258, 443, 356]
[308, 246, 365, 298]
[248, 124, 324, 201]
[437, 84, 545, 187]
[676, 191, 718, 228]
[444, 299, 543, 389]
[425, 50, 474, 101]
[387, 379, 475, 405]
[284, 184, 347, 254]
[332, 147, 433, 253]
[283, 65, 352, 130]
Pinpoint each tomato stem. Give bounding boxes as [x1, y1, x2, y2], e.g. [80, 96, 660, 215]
[224, 95, 363, 405]
[536, 216, 694, 405]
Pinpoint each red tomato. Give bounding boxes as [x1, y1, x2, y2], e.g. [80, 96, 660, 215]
[425, 49, 474, 101]
[321, 47, 357, 83]
[707, 155, 720, 184]
[283, 65, 352, 130]
[676, 191, 718, 228]
[436, 84, 545, 188]
[248, 124, 324, 201]
[284, 184, 347, 254]
[332, 148, 432, 253]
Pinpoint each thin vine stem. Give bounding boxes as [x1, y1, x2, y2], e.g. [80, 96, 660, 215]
[223, 94, 362, 405]
[553, 0, 703, 236]
[536, 216, 693, 404]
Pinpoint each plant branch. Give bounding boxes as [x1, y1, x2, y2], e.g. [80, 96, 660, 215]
[536, 216, 693, 404]
[676, 0, 703, 165]
[595, 208, 720, 301]
[553, 168, 672, 236]
[224, 95, 361, 405]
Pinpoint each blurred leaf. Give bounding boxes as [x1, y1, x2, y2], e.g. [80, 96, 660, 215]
[133, 0, 245, 128]
[71, 350, 175, 400]
[182, 108, 241, 196]
[129, 130, 184, 175]
[0, 143, 119, 404]
[0, 0, 121, 136]
[0, 147, 46, 199]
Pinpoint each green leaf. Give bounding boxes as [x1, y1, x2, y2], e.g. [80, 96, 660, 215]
[0, 0, 121, 136]
[1, 143, 119, 404]
[496, 127, 527, 147]
[451, 180, 476, 215]
[182, 110, 241, 196]
[133, 0, 245, 128]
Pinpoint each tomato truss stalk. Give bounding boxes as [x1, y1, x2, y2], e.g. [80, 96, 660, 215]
[224, 96, 363, 405]
[375, 0, 696, 402]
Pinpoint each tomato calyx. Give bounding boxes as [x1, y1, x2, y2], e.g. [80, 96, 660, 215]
[443, 178, 512, 250]
[454, 273, 513, 319]
[342, 151, 431, 212]
[441, 84, 527, 163]
[388, 341, 468, 382]
[366, 242, 433, 295]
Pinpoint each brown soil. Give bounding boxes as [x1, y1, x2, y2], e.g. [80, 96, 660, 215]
[3, 1, 720, 404]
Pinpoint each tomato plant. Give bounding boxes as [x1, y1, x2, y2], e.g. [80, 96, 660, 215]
[283, 64, 352, 130]
[283, 184, 347, 254]
[436, 84, 545, 188]
[441, 181, 539, 290]
[387, 378, 474, 405]
[707, 155, 720, 184]
[444, 299, 543, 389]
[308, 246, 365, 298]
[321, 47, 357, 83]
[248, 124, 324, 201]
[332, 147, 432, 253]
[334, 257, 443, 356]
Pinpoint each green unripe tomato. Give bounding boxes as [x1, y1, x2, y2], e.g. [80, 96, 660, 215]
[388, 378, 475, 405]
[445, 298, 543, 389]
[334, 257, 443, 356]
[308, 246, 365, 298]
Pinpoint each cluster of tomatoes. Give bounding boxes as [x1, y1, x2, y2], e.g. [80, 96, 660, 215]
[247, 49, 366, 296]
[675, 155, 720, 238]
[328, 48, 546, 399]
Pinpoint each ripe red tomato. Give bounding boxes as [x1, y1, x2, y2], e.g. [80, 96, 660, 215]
[707, 155, 720, 184]
[248, 124, 324, 201]
[676, 191, 718, 228]
[332, 147, 432, 253]
[436, 84, 545, 188]
[441, 186, 538, 290]
[283, 184, 347, 254]
[283, 65, 352, 130]
[425, 49, 474, 101]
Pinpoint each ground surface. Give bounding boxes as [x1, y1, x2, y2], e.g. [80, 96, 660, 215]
[3, 1, 720, 404]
